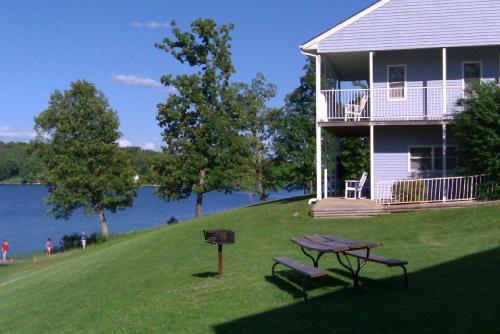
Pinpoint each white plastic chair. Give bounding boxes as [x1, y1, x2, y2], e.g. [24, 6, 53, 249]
[345, 172, 368, 199]
[344, 95, 368, 121]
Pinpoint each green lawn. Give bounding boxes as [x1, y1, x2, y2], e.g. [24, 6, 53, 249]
[0, 198, 499, 333]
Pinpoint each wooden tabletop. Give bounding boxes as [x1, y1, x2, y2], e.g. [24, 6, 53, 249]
[291, 234, 381, 253]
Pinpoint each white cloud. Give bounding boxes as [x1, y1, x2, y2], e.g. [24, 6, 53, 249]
[112, 74, 163, 88]
[117, 139, 132, 148]
[112, 73, 178, 94]
[142, 142, 155, 150]
[0, 126, 35, 140]
[131, 21, 169, 29]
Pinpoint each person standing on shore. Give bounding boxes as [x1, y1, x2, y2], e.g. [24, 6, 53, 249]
[1, 240, 8, 260]
[45, 238, 53, 256]
[81, 233, 87, 250]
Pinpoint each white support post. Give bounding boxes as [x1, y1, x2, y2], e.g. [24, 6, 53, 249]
[369, 51, 374, 121]
[442, 48, 447, 116]
[323, 168, 328, 199]
[370, 125, 374, 200]
[442, 124, 447, 202]
[315, 54, 327, 121]
[315, 54, 323, 200]
[442, 124, 447, 177]
[316, 126, 322, 200]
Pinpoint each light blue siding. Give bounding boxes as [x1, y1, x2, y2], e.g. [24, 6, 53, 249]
[370, 46, 500, 118]
[373, 125, 442, 185]
[318, 0, 500, 53]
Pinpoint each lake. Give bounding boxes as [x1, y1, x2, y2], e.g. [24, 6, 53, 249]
[0, 185, 302, 255]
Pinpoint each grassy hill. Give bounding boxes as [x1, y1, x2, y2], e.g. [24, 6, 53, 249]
[0, 198, 499, 333]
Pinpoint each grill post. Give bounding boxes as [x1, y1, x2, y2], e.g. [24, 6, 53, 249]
[218, 243, 223, 278]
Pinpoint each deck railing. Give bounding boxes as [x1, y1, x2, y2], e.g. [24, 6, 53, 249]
[375, 175, 484, 205]
[321, 86, 463, 121]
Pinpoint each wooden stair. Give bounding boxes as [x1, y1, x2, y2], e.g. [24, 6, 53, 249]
[309, 198, 386, 218]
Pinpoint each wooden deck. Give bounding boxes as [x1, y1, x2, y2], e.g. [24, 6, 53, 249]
[310, 197, 500, 218]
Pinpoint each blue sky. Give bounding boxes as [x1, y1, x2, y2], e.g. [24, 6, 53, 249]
[0, 0, 374, 150]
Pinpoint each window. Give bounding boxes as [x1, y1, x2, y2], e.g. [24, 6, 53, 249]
[462, 61, 482, 90]
[409, 147, 432, 172]
[409, 146, 458, 172]
[388, 65, 406, 100]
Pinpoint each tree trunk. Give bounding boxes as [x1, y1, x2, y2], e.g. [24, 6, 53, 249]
[256, 151, 266, 202]
[258, 181, 266, 202]
[195, 169, 205, 218]
[97, 208, 109, 239]
[195, 191, 203, 218]
[257, 167, 266, 202]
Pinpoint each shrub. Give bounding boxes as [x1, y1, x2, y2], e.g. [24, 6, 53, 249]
[392, 179, 428, 203]
[166, 216, 178, 225]
[452, 82, 500, 199]
[59, 233, 98, 251]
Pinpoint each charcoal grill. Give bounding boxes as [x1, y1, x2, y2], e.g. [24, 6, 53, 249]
[203, 229, 235, 278]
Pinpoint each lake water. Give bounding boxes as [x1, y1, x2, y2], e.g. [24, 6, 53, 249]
[0, 185, 302, 255]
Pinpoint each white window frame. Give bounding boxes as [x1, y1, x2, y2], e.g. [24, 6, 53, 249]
[461, 60, 483, 90]
[387, 64, 407, 101]
[407, 145, 457, 173]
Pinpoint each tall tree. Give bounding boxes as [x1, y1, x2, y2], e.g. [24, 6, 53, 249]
[32, 80, 137, 239]
[451, 82, 500, 199]
[272, 59, 370, 194]
[272, 58, 316, 193]
[237, 73, 279, 201]
[154, 19, 247, 217]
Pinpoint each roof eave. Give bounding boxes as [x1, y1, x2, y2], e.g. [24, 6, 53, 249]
[299, 0, 391, 53]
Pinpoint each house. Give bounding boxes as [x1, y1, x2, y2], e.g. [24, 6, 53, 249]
[301, 0, 500, 205]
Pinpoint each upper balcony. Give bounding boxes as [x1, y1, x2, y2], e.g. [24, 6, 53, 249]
[320, 85, 464, 123]
[315, 46, 500, 126]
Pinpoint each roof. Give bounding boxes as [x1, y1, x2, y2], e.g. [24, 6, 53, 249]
[300, 0, 391, 52]
[301, 0, 500, 53]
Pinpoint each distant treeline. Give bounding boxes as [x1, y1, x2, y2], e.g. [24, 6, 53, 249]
[0, 141, 158, 184]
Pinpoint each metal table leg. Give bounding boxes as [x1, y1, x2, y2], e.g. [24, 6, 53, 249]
[336, 248, 371, 292]
[300, 247, 324, 268]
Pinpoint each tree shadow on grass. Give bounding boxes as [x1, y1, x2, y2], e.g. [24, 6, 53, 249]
[213, 247, 500, 334]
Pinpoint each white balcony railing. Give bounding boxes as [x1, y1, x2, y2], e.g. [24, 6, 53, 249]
[321, 86, 464, 121]
[375, 175, 484, 205]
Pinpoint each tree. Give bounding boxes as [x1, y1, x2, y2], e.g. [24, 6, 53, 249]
[0, 142, 42, 183]
[272, 58, 316, 193]
[272, 59, 369, 194]
[451, 82, 500, 199]
[123, 147, 159, 185]
[32, 80, 137, 239]
[154, 19, 248, 217]
[339, 137, 369, 181]
[237, 73, 279, 201]
[0, 159, 19, 181]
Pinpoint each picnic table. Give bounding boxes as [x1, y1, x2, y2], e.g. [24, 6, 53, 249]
[291, 234, 382, 291]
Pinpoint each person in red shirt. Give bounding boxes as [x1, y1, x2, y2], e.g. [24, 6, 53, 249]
[1, 240, 9, 261]
[45, 238, 53, 256]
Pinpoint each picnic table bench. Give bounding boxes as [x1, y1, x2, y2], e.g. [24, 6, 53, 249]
[345, 250, 408, 287]
[272, 257, 328, 301]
